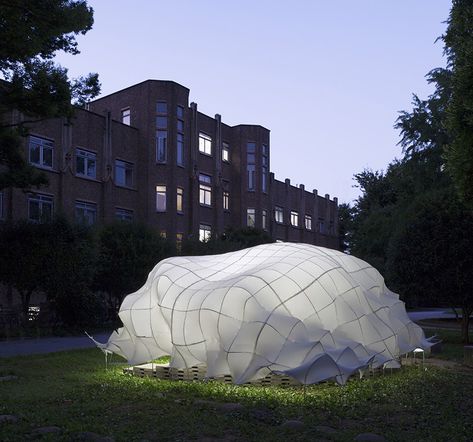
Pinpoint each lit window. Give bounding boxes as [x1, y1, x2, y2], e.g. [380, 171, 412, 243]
[28, 193, 53, 222]
[156, 130, 167, 163]
[177, 133, 184, 166]
[199, 224, 211, 242]
[160, 230, 167, 238]
[262, 209, 267, 230]
[177, 187, 183, 213]
[115, 160, 133, 187]
[223, 191, 229, 211]
[29, 136, 53, 169]
[291, 211, 299, 227]
[156, 102, 167, 114]
[75, 200, 96, 225]
[176, 233, 183, 253]
[156, 116, 167, 129]
[222, 142, 230, 163]
[275, 206, 284, 224]
[199, 174, 212, 206]
[262, 144, 269, 193]
[177, 119, 184, 132]
[199, 133, 212, 155]
[247, 208, 256, 228]
[247, 142, 256, 191]
[177, 105, 184, 119]
[305, 215, 312, 230]
[121, 108, 130, 125]
[116, 208, 133, 221]
[76, 149, 96, 179]
[156, 185, 167, 212]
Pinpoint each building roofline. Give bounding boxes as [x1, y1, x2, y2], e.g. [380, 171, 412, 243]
[90, 79, 190, 103]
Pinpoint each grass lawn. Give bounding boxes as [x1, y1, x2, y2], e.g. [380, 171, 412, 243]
[1, 331, 473, 441]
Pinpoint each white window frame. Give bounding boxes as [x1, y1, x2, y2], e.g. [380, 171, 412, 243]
[115, 160, 133, 187]
[29, 136, 53, 169]
[262, 209, 267, 230]
[75, 200, 96, 225]
[199, 224, 212, 242]
[222, 142, 230, 163]
[121, 108, 130, 125]
[115, 207, 133, 221]
[305, 214, 312, 230]
[199, 133, 212, 155]
[223, 191, 229, 211]
[291, 210, 299, 227]
[177, 133, 184, 166]
[28, 193, 53, 222]
[177, 187, 184, 213]
[156, 185, 167, 212]
[156, 130, 167, 163]
[275, 206, 284, 224]
[156, 101, 167, 114]
[199, 174, 212, 206]
[247, 208, 256, 228]
[76, 148, 97, 179]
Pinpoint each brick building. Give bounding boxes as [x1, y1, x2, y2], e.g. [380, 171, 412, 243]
[1, 79, 339, 249]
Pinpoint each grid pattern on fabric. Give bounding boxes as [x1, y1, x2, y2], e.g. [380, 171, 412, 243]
[100, 242, 430, 385]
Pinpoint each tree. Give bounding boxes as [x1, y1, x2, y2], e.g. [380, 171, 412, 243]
[94, 223, 174, 312]
[0, 0, 100, 190]
[441, 0, 473, 208]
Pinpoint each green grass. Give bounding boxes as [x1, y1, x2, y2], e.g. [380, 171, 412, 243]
[1, 335, 473, 441]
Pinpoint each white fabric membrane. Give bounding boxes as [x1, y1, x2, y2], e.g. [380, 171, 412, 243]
[97, 242, 431, 385]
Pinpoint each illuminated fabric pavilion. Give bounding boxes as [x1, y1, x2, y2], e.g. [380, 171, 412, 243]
[98, 242, 430, 385]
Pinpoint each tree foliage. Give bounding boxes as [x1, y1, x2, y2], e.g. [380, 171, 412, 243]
[0, 0, 100, 191]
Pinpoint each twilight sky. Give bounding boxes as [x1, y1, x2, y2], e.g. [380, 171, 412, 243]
[56, 0, 452, 204]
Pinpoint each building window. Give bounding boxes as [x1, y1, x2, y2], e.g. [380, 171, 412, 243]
[156, 185, 167, 212]
[223, 191, 229, 211]
[29, 136, 53, 169]
[156, 116, 167, 129]
[115, 160, 133, 187]
[199, 224, 211, 242]
[262, 209, 267, 230]
[318, 219, 325, 234]
[75, 201, 96, 225]
[177, 133, 184, 166]
[176, 233, 183, 253]
[222, 142, 230, 163]
[177, 187, 183, 213]
[116, 208, 133, 221]
[28, 193, 53, 222]
[177, 105, 184, 119]
[160, 230, 167, 239]
[76, 149, 96, 179]
[156, 102, 167, 114]
[247, 142, 256, 191]
[177, 119, 184, 132]
[305, 215, 312, 230]
[275, 206, 284, 224]
[199, 133, 212, 155]
[247, 208, 256, 228]
[291, 211, 299, 227]
[156, 130, 167, 163]
[199, 174, 212, 206]
[121, 108, 130, 125]
[262, 144, 269, 193]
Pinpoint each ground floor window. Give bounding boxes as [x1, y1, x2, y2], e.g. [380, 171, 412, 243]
[75, 200, 97, 225]
[199, 224, 211, 242]
[28, 193, 53, 222]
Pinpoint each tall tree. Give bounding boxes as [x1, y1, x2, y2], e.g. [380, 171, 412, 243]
[443, 0, 473, 208]
[0, 0, 100, 190]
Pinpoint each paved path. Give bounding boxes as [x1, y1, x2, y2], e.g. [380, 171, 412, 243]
[0, 332, 111, 358]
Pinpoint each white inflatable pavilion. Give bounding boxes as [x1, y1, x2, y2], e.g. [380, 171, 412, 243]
[97, 242, 431, 385]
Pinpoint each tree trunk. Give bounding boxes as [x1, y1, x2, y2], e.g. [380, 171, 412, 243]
[461, 307, 471, 344]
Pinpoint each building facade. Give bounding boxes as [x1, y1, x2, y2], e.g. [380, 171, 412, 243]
[1, 80, 339, 249]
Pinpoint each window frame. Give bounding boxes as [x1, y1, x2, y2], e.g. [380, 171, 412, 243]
[222, 142, 230, 163]
[223, 190, 230, 211]
[156, 185, 167, 212]
[115, 159, 134, 188]
[247, 208, 256, 228]
[262, 209, 267, 230]
[29, 135, 53, 169]
[156, 130, 168, 163]
[115, 207, 133, 222]
[198, 132, 212, 156]
[28, 193, 53, 223]
[121, 108, 131, 125]
[305, 214, 312, 230]
[275, 206, 284, 224]
[75, 200, 97, 225]
[199, 223, 212, 242]
[199, 173, 212, 206]
[76, 148, 97, 179]
[177, 187, 184, 213]
[290, 210, 299, 227]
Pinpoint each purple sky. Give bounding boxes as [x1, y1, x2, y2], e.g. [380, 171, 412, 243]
[56, 0, 451, 204]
